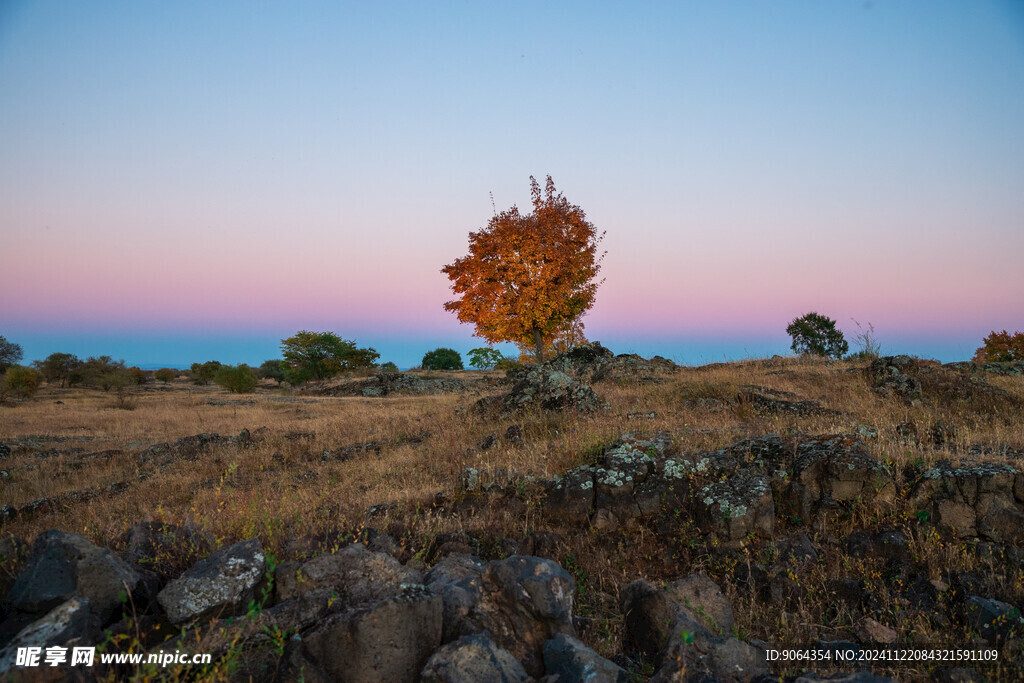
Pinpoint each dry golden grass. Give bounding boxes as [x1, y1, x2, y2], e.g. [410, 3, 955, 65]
[2, 358, 1024, 679]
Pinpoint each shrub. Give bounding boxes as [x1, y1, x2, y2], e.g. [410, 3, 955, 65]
[258, 359, 288, 384]
[847, 319, 880, 361]
[190, 361, 222, 385]
[379, 361, 400, 374]
[786, 312, 848, 359]
[214, 364, 258, 393]
[973, 330, 1024, 363]
[4, 365, 42, 398]
[467, 347, 505, 370]
[80, 356, 126, 388]
[127, 367, 148, 385]
[422, 348, 463, 370]
[154, 368, 178, 383]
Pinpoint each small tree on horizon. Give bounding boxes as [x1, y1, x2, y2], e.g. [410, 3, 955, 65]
[214, 364, 258, 393]
[0, 336, 24, 374]
[442, 176, 605, 364]
[973, 330, 1024, 363]
[786, 312, 848, 359]
[422, 347, 463, 370]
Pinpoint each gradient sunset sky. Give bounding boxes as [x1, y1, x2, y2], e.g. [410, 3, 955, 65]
[2, 1, 1022, 368]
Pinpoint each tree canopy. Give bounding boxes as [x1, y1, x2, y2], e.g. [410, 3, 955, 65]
[281, 331, 379, 382]
[786, 312, 848, 359]
[442, 176, 604, 363]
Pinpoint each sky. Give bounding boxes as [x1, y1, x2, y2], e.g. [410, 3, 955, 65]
[2, 1, 1023, 368]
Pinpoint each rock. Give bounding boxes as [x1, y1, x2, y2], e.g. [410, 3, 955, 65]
[868, 355, 923, 402]
[480, 433, 497, 451]
[493, 367, 606, 415]
[505, 425, 523, 443]
[965, 596, 1023, 643]
[458, 467, 483, 493]
[117, 521, 212, 579]
[620, 575, 735, 662]
[7, 529, 143, 622]
[543, 632, 628, 682]
[650, 611, 769, 682]
[911, 462, 1024, 543]
[157, 538, 266, 624]
[854, 616, 897, 644]
[428, 555, 575, 676]
[695, 469, 774, 541]
[780, 435, 895, 525]
[737, 389, 837, 417]
[420, 633, 529, 683]
[298, 584, 442, 683]
[275, 542, 423, 605]
[0, 597, 102, 678]
[337, 372, 467, 397]
[930, 421, 958, 446]
[855, 424, 879, 440]
[896, 422, 918, 443]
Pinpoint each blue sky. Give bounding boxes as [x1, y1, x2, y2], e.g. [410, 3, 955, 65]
[2, 1, 1022, 368]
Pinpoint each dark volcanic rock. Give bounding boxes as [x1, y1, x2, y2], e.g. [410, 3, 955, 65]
[275, 542, 423, 605]
[543, 632, 628, 682]
[911, 461, 1024, 543]
[420, 633, 529, 683]
[0, 597, 102, 677]
[868, 355, 923, 402]
[8, 530, 143, 623]
[157, 538, 266, 624]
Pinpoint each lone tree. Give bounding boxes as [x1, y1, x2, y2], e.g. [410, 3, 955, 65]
[973, 330, 1024, 363]
[786, 312, 849, 359]
[443, 176, 605, 364]
[281, 331, 379, 383]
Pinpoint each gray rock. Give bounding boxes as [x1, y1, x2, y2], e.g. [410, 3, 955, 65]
[275, 542, 423, 605]
[299, 584, 442, 682]
[867, 355, 922, 402]
[543, 632, 628, 682]
[650, 612, 769, 682]
[0, 597, 101, 676]
[421, 633, 529, 683]
[157, 537, 266, 624]
[7, 529, 143, 622]
[429, 555, 575, 676]
[911, 462, 1023, 543]
[695, 469, 774, 541]
[965, 596, 1023, 643]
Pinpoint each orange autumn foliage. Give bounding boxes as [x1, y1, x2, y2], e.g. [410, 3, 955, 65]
[442, 176, 605, 363]
[973, 330, 1024, 363]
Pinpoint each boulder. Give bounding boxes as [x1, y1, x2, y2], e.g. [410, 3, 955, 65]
[157, 538, 266, 624]
[965, 596, 1023, 644]
[500, 367, 606, 414]
[7, 530, 143, 622]
[621, 575, 735, 661]
[275, 542, 423, 605]
[420, 633, 529, 683]
[649, 612, 768, 682]
[0, 597, 101, 678]
[543, 633, 628, 682]
[298, 584, 442, 683]
[867, 355, 922, 402]
[695, 470, 774, 541]
[428, 555, 575, 676]
[117, 521, 212, 579]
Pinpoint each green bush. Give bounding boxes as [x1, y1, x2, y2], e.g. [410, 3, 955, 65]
[127, 367, 148, 385]
[32, 352, 81, 387]
[4, 365, 42, 398]
[786, 312, 848, 359]
[422, 347, 463, 370]
[154, 368, 178, 383]
[467, 347, 505, 370]
[379, 361, 400, 374]
[214, 364, 258, 394]
[190, 361, 222, 385]
[258, 359, 288, 384]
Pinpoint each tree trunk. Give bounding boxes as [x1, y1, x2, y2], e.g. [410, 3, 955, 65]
[533, 329, 544, 364]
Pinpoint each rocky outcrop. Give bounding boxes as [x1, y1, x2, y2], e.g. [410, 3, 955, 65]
[275, 541, 423, 604]
[911, 462, 1024, 543]
[481, 366, 606, 415]
[157, 538, 266, 623]
[333, 373, 467, 398]
[6, 530, 144, 623]
[867, 355, 923, 402]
